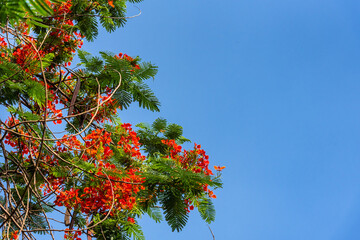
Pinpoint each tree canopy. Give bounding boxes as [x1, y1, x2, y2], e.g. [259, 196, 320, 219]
[0, 0, 224, 239]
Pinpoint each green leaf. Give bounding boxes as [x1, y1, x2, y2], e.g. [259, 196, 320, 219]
[78, 50, 103, 72]
[42, 53, 55, 68]
[197, 198, 216, 224]
[176, 136, 191, 144]
[24, 79, 46, 106]
[31, 19, 51, 28]
[28, 0, 53, 15]
[133, 62, 158, 81]
[50, 167, 69, 178]
[130, 82, 160, 112]
[10, 108, 41, 121]
[113, 90, 133, 110]
[160, 189, 189, 232]
[164, 124, 183, 140]
[135, 122, 150, 130]
[146, 207, 163, 223]
[152, 118, 167, 132]
[123, 222, 145, 240]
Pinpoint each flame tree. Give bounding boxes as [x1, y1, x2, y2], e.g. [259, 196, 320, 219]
[0, 0, 223, 239]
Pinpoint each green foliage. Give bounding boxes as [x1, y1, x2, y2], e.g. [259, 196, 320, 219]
[79, 51, 159, 111]
[78, 50, 104, 73]
[129, 81, 160, 112]
[196, 197, 216, 224]
[0, 0, 53, 24]
[138, 154, 220, 231]
[152, 118, 167, 131]
[164, 123, 183, 140]
[71, 0, 99, 41]
[124, 221, 145, 240]
[98, 0, 127, 33]
[135, 118, 223, 231]
[93, 216, 145, 240]
[61, 51, 160, 132]
[0, 59, 47, 106]
[145, 207, 163, 223]
[134, 62, 158, 81]
[144, 156, 220, 194]
[7, 107, 42, 121]
[24, 79, 47, 106]
[1, 0, 142, 42]
[136, 118, 190, 156]
[160, 188, 188, 232]
[113, 90, 133, 110]
[0, 63, 26, 105]
[71, 0, 140, 41]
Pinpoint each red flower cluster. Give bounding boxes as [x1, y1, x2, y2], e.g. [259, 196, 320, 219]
[64, 229, 81, 240]
[161, 140, 213, 176]
[117, 123, 145, 161]
[47, 91, 64, 124]
[161, 139, 218, 199]
[4, 118, 31, 156]
[46, 124, 145, 220]
[108, 0, 115, 8]
[10, 230, 19, 240]
[45, 0, 83, 56]
[115, 53, 141, 70]
[12, 39, 46, 74]
[184, 199, 194, 213]
[0, 37, 7, 48]
[127, 217, 135, 224]
[92, 94, 119, 123]
[54, 167, 144, 216]
[83, 129, 113, 160]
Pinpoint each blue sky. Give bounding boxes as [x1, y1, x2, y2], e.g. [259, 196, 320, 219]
[82, 0, 360, 239]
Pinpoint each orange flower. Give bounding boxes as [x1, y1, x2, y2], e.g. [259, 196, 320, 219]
[10, 230, 19, 240]
[214, 166, 225, 171]
[108, 0, 114, 7]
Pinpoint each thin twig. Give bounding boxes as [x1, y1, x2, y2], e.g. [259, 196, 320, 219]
[208, 225, 215, 240]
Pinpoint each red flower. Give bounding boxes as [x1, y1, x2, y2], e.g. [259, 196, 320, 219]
[108, 0, 115, 7]
[214, 166, 226, 171]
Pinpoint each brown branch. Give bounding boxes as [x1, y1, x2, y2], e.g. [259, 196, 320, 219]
[208, 225, 215, 240]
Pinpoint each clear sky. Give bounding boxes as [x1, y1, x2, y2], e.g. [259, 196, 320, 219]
[83, 0, 360, 239]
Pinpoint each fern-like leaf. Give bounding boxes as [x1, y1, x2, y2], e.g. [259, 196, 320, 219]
[146, 207, 163, 223]
[197, 197, 216, 224]
[129, 82, 160, 112]
[164, 123, 183, 139]
[160, 189, 189, 232]
[152, 118, 167, 132]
